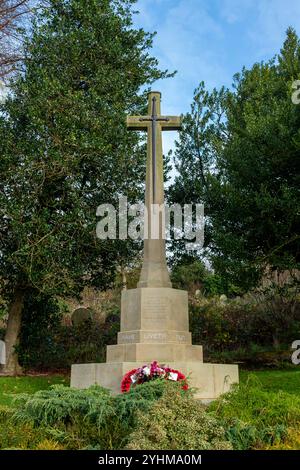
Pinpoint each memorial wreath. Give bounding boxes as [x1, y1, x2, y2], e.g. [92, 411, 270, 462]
[121, 361, 188, 392]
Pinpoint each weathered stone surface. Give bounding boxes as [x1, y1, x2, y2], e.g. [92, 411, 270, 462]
[71, 361, 239, 400]
[106, 343, 203, 363]
[127, 91, 178, 289]
[117, 330, 192, 344]
[120, 287, 189, 332]
[71, 307, 92, 326]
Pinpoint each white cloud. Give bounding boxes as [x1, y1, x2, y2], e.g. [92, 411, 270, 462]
[135, 0, 232, 159]
[134, 0, 300, 157]
[220, 0, 254, 24]
[135, 0, 230, 111]
[248, 0, 300, 57]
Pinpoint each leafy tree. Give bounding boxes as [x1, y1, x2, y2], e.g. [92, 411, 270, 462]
[169, 28, 300, 291]
[0, 0, 172, 373]
[171, 258, 207, 293]
[170, 256, 240, 297]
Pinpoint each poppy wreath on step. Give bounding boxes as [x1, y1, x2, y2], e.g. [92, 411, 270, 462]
[121, 361, 188, 392]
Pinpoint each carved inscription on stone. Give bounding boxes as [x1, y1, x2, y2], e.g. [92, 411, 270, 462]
[143, 332, 167, 342]
[121, 333, 136, 342]
[176, 334, 187, 342]
[143, 295, 168, 320]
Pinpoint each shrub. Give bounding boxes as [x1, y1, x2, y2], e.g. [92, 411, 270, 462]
[12, 385, 115, 449]
[17, 291, 120, 371]
[126, 382, 232, 450]
[211, 375, 300, 427]
[3, 375, 299, 450]
[0, 405, 48, 450]
[17, 293, 67, 370]
[223, 420, 286, 450]
[8, 381, 232, 450]
[10, 381, 168, 449]
[266, 427, 300, 450]
[209, 375, 300, 449]
[13, 385, 114, 427]
[189, 287, 300, 366]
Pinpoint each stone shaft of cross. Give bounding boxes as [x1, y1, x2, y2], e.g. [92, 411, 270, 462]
[139, 95, 170, 202]
[127, 91, 182, 288]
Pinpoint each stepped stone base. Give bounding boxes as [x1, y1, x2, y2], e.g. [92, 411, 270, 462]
[71, 361, 239, 401]
[71, 286, 239, 400]
[106, 343, 203, 363]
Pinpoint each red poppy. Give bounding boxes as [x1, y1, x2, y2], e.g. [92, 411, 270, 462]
[120, 362, 188, 393]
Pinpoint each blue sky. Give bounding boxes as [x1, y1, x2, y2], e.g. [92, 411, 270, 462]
[1, 1, 300, 135]
[133, 0, 300, 153]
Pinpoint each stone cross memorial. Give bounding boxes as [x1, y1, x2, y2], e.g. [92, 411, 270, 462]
[71, 92, 239, 399]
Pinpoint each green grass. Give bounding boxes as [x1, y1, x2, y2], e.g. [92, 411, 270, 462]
[0, 375, 69, 407]
[0, 369, 299, 408]
[209, 369, 300, 449]
[240, 369, 300, 395]
[0, 370, 299, 450]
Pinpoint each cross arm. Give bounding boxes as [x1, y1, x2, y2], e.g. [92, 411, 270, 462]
[161, 116, 182, 131]
[126, 116, 149, 131]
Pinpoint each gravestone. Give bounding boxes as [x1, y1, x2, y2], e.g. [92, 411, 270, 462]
[71, 92, 239, 399]
[72, 307, 93, 327]
[0, 340, 6, 365]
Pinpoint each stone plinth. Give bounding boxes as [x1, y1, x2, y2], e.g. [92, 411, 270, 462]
[71, 286, 239, 400]
[106, 287, 202, 363]
[106, 343, 203, 363]
[71, 361, 238, 400]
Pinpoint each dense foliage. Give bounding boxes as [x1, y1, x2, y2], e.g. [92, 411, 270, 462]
[126, 384, 231, 450]
[0, 374, 299, 450]
[17, 293, 120, 370]
[210, 375, 299, 449]
[190, 286, 300, 366]
[171, 257, 241, 296]
[8, 381, 180, 449]
[0, 0, 172, 372]
[169, 28, 300, 290]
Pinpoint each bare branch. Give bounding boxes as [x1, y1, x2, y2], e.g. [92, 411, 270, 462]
[0, 0, 34, 80]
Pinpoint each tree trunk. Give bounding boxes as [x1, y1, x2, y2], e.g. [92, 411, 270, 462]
[2, 288, 25, 375]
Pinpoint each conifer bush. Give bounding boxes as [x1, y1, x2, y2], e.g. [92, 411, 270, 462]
[125, 382, 232, 450]
[10, 381, 168, 449]
[0, 376, 298, 450]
